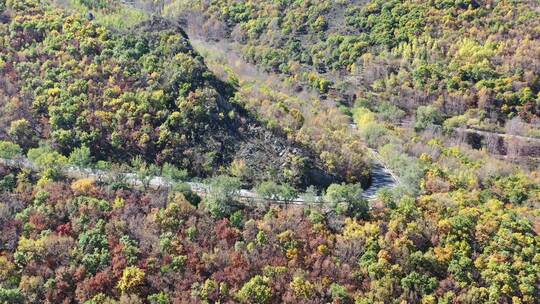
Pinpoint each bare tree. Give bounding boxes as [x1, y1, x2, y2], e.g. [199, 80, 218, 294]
[505, 116, 526, 136]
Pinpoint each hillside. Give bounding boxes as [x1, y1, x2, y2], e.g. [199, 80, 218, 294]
[0, 0, 369, 188]
[168, 0, 540, 129]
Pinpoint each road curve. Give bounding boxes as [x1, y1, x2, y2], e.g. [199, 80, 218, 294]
[0, 152, 398, 204]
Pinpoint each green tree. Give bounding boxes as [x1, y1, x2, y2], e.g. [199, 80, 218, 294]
[27, 146, 68, 183]
[329, 283, 350, 303]
[414, 105, 442, 131]
[131, 156, 160, 190]
[68, 146, 92, 168]
[0, 141, 22, 159]
[0, 287, 24, 304]
[204, 175, 241, 218]
[147, 292, 170, 304]
[8, 119, 36, 150]
[400, 272, 437, 301]
[230, 210, 244, 228]
[324, 183, 368, 219]
[237, 275, 273, 304]
[161, 163, 188, 183]
[256, 181, 298, 202]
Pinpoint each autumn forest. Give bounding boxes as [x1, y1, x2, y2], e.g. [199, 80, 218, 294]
[0, 0, 539, 303]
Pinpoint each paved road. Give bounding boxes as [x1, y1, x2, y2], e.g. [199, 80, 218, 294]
[363, 161, 398, 200]
[455, 127, 540, 143]
[0, 152, 398, 204]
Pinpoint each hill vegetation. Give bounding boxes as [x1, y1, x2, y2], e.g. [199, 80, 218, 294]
[0, 0, 539, 303]
[0, 0, 371, 188]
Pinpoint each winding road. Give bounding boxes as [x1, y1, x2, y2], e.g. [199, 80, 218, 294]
[185, 36, 400, 201]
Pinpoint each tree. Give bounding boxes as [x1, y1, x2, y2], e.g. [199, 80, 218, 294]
[255, 181, 298, 202]
[237, 275, 273, 304]
[0, 287, 24, 304]
[131, 156, 160, 190]
[8, 119, 36, 150]
[204, 175, 241, 218]
[400, 272, 437, 302]
[329, 283, 350, 303]
[147, 292, 170, 304]
[324, 183, 368, 219]
[300, 186, 320, 204]
[230, 210, 244, 228]
[415, 106, 442, 131]
[359, 122, 388, 148]
[256, 181, 282, 200]
[78, 219, 110, 274]
[229, 159, 252, 181]
[117, 266, 145, 293]
[27, 146, 68, 184]
[0, 174, 16, 192]
[71, 178, 96, 195]
[289, 276, 315, 299]
[161, 163, 188, 183]
[171, 183, 201, 206]
[68, 146, 92, 168]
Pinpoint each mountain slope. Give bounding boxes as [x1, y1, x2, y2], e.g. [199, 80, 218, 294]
[169, 0, 540, 124]
[0, 0, 359, 187]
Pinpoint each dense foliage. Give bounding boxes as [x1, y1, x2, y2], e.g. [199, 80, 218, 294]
[0, 152, 538, 303]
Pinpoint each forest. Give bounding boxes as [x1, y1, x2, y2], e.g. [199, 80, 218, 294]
[0, 0, 539, 303]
